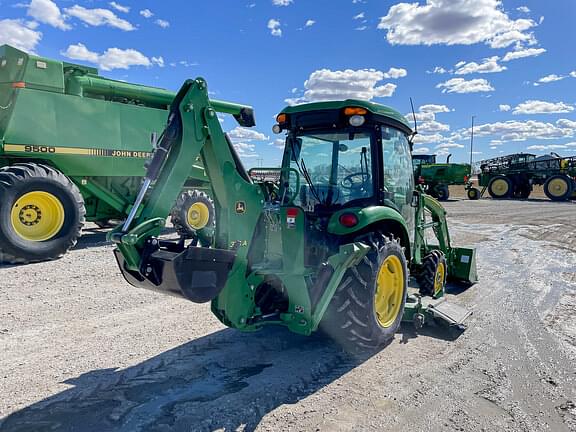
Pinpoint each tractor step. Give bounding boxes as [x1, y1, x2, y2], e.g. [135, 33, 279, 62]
[427, 297, 472, 328]
[403, 294, 473, 332]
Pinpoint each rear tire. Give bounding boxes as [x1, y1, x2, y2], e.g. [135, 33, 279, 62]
[488, 175, 512, 199]
[170, 190, 215, 238]
[544, 175, 573, 201]
[321, 235, 407, 353]
[0, 163, 85, 264]
[435, 184, 450, 201]
[467, 187, 480, 200]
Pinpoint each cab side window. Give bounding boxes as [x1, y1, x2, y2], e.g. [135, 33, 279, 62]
[381, 128, 415, 234]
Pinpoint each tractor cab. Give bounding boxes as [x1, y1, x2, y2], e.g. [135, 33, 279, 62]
[273, 100, 415, 250]
[412, 154, 437, 168]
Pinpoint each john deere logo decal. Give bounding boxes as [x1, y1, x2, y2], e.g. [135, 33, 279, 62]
[235, 201, 246, 214]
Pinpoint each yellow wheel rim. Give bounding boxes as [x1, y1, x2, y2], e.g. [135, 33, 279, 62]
[547, 178, 568, 197]
[491, 179, 509, 196]
[186, 202, 210, 230]
[434, 262, 446, 297]
[374, 255, 404, 328]
[10, 191, 65, 241]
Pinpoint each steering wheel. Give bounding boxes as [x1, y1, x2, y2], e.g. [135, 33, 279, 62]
[341, 172, 370, 189]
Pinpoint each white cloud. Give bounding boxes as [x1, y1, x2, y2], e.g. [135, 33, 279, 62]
[109, 2, 129, 13]
[419, 104, 451, 113]
[0, 19, 42, 52]
[27, 0, 69, 30]
[526, 144, 572, 152]
[535, 74, 566, 84]
[570, 71, 576, 78]
[429, 66, 447, 74]
[140, 9, 153, 18]
[502, 47, 546, 62]
[499, 104, 511, 112]
[436, 143, 464, 149]
[65, 5, 135, 31]
[285, 69, 398, 105]
[151, 56, 164, 67]
[377, 0, 538, 49]
[353, 12, 365, 20]
[460, 119, 575, 142]
[517, 6, 530, 13]
[269, 138, 285, 148]
[436, 78, 494, 94]
[512, 100, 574, 115]
[155, 19, 170, 28]
[382, 67, 407, 79]
[454, 56, 506, 74]
[228, 126, 269, 159]
[355, 26, 368, 31]
[412, 147, 430, 154]
[62, 43, 154, 71]
[412, 133, 445, 145]
[62, 42, 99, 63]
[272, 0, 293, 6]
[228, 127, 269, 142]
[268, 19, 282, 37]
[305, 19, 315, 27]
[419, 120, 450, 134]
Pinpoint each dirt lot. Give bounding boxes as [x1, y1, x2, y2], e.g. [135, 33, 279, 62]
[1, 197, 575, 432]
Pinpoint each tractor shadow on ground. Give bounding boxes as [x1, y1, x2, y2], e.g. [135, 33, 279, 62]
[0, 327, 370, 432]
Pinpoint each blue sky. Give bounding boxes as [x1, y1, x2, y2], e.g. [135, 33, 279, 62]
[1, 0, 575, 166]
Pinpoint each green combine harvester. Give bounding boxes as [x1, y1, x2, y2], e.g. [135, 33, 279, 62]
[412, 154, 472, 201]
[475, 152, 576, 201]
[0, 45, 251, 263]
[110, 78, 477, 352]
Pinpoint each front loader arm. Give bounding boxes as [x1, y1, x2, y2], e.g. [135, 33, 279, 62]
[414, 192, 477, 284]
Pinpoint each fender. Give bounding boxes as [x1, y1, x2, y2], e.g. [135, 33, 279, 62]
[327, 206, 410, 248]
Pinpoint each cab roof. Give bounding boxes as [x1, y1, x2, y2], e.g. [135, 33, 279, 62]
[279, 99, 412, 132]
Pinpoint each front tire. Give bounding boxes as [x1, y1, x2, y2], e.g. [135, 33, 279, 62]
[321, 235, 407, 353]
[488, 175, 512, 199]
[435, 184, 450, 201]
[467, 187, 480, 200]
[0, 163, 85, 264]
[416, 250, 447, 298]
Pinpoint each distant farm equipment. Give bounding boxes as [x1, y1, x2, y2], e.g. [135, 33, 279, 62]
[412, 154, 471, 201]
[0, 44, 223, 263]
[472, 152, 576, 201]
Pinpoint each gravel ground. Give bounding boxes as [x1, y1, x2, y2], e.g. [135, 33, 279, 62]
[1, 198, 575, 432]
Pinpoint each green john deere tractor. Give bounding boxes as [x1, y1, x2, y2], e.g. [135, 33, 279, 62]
[111, 78, 477, 352]
[0, 44, 227, 264]
[412, 154, 472, 201]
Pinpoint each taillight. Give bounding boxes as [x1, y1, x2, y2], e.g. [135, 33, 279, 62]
[11, 82, 25, 88]
[417, 176, 425, 184]
[339, 213, 359, 227]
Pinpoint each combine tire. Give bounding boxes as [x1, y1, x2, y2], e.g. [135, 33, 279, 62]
[435, 184, 450, 201]
[416, 250, 447, 298]
[321, 235, 407, 352]
[170, 190, 215, 238]
[544, 175, 573, 201]
[0, 163, 85, 264]
[467, 188, 480, 200]
[487, 175, 512, 199]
